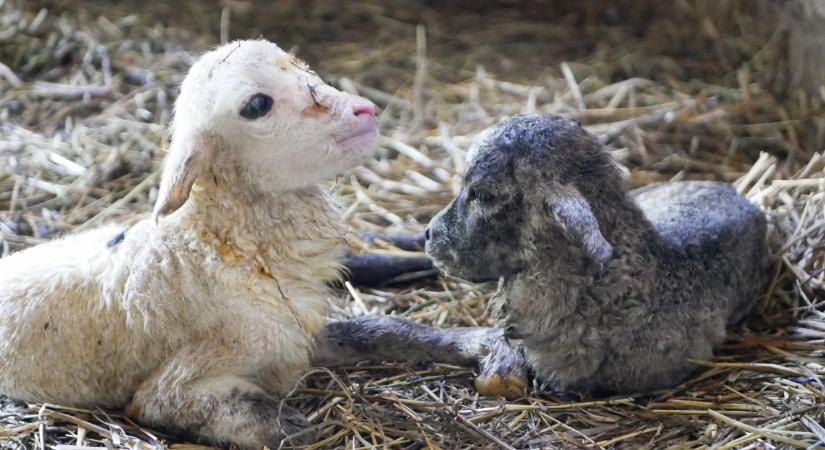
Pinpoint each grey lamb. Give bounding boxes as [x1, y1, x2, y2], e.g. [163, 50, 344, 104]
[317, 114, 772, 397]
[423, 114, 772, 394]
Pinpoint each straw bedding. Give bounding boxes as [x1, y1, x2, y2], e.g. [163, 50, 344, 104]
[0, 1, 823, 448]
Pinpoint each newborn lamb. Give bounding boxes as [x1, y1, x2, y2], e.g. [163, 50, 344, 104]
[0, 39, 378, 448]
[425, 114, 772, 394]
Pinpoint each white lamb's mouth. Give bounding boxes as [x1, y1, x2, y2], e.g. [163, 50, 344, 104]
[336, 125, 377, 144]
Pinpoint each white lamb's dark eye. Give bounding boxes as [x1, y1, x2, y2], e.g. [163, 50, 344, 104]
[240, 93, 273, 119]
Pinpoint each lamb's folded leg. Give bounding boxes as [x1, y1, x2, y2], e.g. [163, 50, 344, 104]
[342, 253, 435, 286]
[341, 232, 437, 286]
[359, 231, 427, 251]
[312, 315, 528, 399]
[127, 349, 312, 449]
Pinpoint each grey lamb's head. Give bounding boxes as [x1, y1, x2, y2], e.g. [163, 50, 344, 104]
[425, 114, 620, 282]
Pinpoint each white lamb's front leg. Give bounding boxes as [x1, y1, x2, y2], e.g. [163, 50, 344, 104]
[127, 346, 311, 449]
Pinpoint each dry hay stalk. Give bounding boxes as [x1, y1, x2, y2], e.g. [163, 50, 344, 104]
[1, 1, 823, 449]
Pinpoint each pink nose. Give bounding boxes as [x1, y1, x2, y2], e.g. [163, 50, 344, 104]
[352, 103, 376, 118]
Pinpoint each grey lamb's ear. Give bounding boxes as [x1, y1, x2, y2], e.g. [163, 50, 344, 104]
[549, 193, 613, 266]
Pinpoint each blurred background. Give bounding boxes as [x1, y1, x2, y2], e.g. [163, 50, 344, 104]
[3, 0, 822, 242]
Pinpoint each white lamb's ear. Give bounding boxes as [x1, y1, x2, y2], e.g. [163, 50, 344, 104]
[152, 126, 214, 222]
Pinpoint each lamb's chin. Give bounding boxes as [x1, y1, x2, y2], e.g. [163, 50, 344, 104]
[429, 257, 460, 279]
[337, 128, 379, 159]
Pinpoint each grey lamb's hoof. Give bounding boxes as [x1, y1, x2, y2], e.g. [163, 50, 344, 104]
[474, 331, 528, 400]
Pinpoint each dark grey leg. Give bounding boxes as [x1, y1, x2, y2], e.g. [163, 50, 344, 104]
[312, 315, 528, 399]
[359, 231, 426, 251]
[342, 232, 435, 286]
[341, 253, 435, 286]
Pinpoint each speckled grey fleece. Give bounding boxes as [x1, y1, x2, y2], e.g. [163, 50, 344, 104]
[424, 114, 772, 394]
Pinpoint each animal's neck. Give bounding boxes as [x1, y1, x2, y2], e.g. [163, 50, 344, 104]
[589, 188, 660, 257]
[526, 187, 659, 284]
[179, 178, 347, 271]
[502, 189, 661, 327]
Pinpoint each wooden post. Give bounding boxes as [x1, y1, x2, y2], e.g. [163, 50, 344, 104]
[786, 0, 825, 94]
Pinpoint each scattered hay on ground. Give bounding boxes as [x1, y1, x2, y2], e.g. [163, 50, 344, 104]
[0, 1, 823, 448]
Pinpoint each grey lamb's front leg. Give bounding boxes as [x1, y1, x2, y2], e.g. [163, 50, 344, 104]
[313, 315, 528, 399]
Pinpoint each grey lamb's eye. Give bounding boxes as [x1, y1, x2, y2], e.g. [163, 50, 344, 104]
[240, 93, 273, 119]
[468, 187, 495, 205]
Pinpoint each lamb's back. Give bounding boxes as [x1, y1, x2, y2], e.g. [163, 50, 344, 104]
[634, 182, 757, 248]
[632, 181, 771, 322]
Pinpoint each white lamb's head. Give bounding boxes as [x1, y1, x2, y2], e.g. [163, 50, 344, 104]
[153, 39, 379, 219]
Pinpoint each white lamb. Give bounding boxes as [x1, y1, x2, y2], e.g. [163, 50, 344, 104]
[0, 39, 379, 448]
